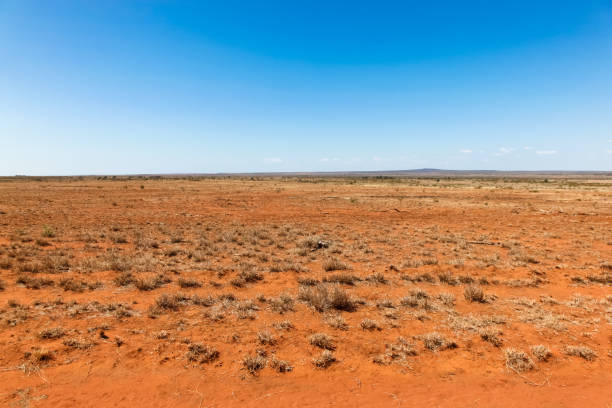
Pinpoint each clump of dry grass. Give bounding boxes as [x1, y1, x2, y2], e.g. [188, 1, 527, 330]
[257, 330, 275, 345]
[269, 356, 293, 372]
[27, 348, 54, 364]
[479, 328, 503, 347]
[360, 318, 381, 331]
[297, 277, 319, 286]
[273, 320, 294, 331]
[309, 333, 335, 350]
[464, 284, 486, 303]
[268, 293, 295, 314]
[135, 274, 171, 291]
[564, 345, 596, 361]
[186, 343, 219, 363]
[178, 277, 202, 288]
[298, 284, 356, 312]
[16, 275, 54, 289]
[373, 337, 417, 365]
[63, 337, 94, 350]
[313, 350, 336, 368]
[322, 273, 360, 285]
[59, 277, 88, 292]
[504, 348, 535, 372]
[322, 258, 350, 272]
[437, 293, 455, 307]
[530, 345, 552, 361]
[400, 289, 433, 310]
[149, 293, 190, 315]
[243, 354, 267, 374]
[113, 272, 134, 287]
[422, 332, 457, 351]
[38, 327, 65, 340]
[365, 272, 387, 284]
[324, 314, 348, 330]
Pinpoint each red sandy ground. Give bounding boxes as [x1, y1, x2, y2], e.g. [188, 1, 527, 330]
[0, 177, 610, 407]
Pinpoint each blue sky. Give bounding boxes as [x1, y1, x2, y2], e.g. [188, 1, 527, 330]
[1, 1, 611, 175]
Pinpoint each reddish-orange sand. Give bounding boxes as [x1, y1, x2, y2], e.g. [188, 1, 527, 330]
[0, 177, 610, 407]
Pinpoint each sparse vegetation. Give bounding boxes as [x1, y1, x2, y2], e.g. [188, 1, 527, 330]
[313, 350, 336, 368]
[504, 348, 535, 372]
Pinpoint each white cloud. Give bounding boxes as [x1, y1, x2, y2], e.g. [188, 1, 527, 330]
[494, 147, 515, 156]
[523, 146, 533, 150]
[263, 158, 282, 163]
[459, 149, 472, 154]
[536, 150, 558, 155]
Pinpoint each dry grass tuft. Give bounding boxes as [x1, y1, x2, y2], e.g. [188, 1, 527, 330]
[504, 348, 535, 372]
[313, 350, 336, 368]
[530, 345, 552, 361]
[243, 354, 267, 374]
[309, 333, 335, 350]
[38, 327, 65, 340]
[422, 332, 457, 351]
[479, 328, 503, 347]
[464, 284, 486, 303]
[186, 343, 219, 363]
[564, 345, 596, 361]
[360, 318, 381, 331]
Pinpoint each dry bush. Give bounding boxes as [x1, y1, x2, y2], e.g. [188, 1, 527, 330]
[178, 277, 202, 288]
[360, 318, 381, 331]
[322, 258, 349, 272]
[365, 272, 387, 284]
[268, 293, 295, 314]
[322, 273, 361, 285]
[113, 272, 134, 287]
[191, 294, 216, 307]
[186, 343, 219, 363]
[376, 298, 395, 309]
[400, 289, 433, 310]
[269, 356, 293, 372]
[438, 271, 459, 285]
[135, 274, 171, 291]
[38, 327, 65, 340]
[243, 354, 267, 374]
[297, 277, 319, 286]
[41, 226, 55, 238]
[59, 277, 88, 292]
[298, 284, 356, 312]
[564, 345, 596, 361]
[324, 314, 348, 330]
[16, 275, 54, 289]
[273, 320, 294, 331]
[63, 337, 94, 350]
[464, 285, 486, 303]
[530, 345, 552, 361]
[374, 337, 417, 365]
[28, 348, 54, 363]
[504, 348, 535, 372]
[313, 350, 336, 368]
[151, 293, 189, 313]
[437, 293, 455, 307]
[479, 328, 503, 347]
[257, 330, 275, 345]
[422, 332, 457, 351]
[309, 333, 335, 350]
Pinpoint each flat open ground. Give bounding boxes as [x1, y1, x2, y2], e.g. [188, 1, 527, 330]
[0, 176, 610, 407]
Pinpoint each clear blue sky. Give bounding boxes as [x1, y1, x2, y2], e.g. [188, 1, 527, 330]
[1, 1, 611, 175]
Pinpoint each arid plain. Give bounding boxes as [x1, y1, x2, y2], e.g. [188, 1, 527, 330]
[0, 176, 610, 407]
